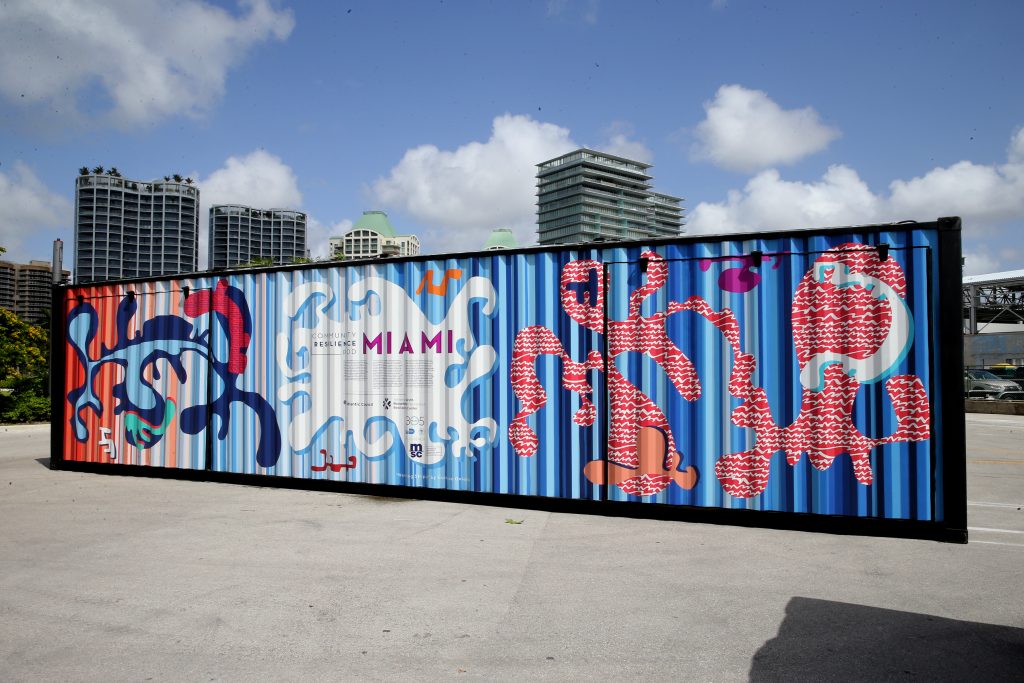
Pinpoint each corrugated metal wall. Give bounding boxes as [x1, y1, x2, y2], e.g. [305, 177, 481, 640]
[58, 227, 946, 522]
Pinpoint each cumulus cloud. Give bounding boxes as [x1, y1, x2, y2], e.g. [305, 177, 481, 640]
[600, 123, 653, 163]
[690, 126, 1024, 235]
[307, 217, 352, 260]
[0, 162, 72, 260]
[371, 114, 577, 251]
[687, 165, 880, 234]
[197, 150, 303, 268]
[692, 85, 841, 172]
[201, 150, 303, 209]
[0, 0, 294, 128]
[962, 250, 1007, 277]
[688, 126, 1024, 272]
[888, 130, 1024, 224]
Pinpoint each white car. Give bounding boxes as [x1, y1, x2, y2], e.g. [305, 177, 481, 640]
[964, 369, 1020, 397]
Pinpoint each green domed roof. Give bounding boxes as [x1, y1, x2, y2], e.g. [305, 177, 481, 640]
[352, 210, 397, 237]
[484, 228, 519, 250]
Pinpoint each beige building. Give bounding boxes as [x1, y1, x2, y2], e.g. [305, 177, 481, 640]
[329, 211, 420, 260]
[0, 260, 70, 325]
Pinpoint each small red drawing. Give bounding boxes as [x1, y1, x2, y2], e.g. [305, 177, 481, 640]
[312, 449, 357, 472]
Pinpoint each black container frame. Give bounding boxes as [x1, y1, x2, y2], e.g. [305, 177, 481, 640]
[49, 218, 967, 542]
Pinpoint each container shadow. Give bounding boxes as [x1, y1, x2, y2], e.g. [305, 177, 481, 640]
[751, 596, 1024, 681]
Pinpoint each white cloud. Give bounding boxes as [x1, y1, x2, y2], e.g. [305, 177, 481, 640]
[688, 126, 1024, 271]
[888, 161, 1024, 228]
[198, 150, 303, 268]
[307, 217, 352, 260]
[201, 150, 303, 209]
[692, 85, 841, 172]
[962, 250, 1006, 277]
[688, 165, 880, 234]
[198, 150, 354, 264]
[599, 123, 653, 163]
[0, 0, 294, 127]
[371, 114, 577, 252]
[0, 162, 72, 260]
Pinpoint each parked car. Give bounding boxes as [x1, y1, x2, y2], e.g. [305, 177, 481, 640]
[985, 365, 1024, 390]
[964, 369, 1021, 397]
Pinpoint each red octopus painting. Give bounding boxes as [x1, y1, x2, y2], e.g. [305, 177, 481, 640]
[508, 245, 931, 498]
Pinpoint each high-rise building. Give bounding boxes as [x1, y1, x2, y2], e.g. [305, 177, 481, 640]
[536, 148, 684, 245]
[0, 259, 70, 325]
[209, 205, 308, 269]
[75, 172, 199, 283]
[0, 262, 16, 315]
[328, 211, 420, 260]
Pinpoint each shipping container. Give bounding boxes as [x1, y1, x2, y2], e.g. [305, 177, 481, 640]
[50, 218, 966, 541]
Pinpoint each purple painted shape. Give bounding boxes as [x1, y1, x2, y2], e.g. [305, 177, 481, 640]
[699, 254, 787, 293]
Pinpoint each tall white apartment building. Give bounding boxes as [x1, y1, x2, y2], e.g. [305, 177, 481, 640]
[74, 171, 199, 283]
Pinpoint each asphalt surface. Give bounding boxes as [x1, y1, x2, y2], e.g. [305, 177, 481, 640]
[1, 415, 1022, 681]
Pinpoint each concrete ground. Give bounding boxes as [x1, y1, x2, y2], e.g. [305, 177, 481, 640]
[1, 415, 1022, 682]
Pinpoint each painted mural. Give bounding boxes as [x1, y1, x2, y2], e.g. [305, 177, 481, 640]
[60, 229, 944, 521]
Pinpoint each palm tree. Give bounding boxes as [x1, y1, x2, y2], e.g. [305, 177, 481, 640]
[78, 166, 89, 176]
[172, 174, 183, 183]
[108, 167, 121, 177]
[91, 165, 105, 175]
[184, 177, 194, 185]
[163, 176, 171, 182]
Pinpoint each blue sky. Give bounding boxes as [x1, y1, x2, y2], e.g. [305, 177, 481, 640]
[1, 0, 1022, 274]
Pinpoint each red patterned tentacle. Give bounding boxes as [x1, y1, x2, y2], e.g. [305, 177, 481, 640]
[561, 355, 597, 426]
[881, 375, 931, 444]
[509, 326, 566, 457]
[560, 259, 604, 332]
[628, 251, 668, 318]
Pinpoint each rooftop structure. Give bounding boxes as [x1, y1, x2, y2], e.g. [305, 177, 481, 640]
[963, 268, 1024, 333]
[483, 228, 519, 251]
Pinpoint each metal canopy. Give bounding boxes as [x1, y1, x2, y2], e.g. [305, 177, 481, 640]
[963, 269, 1024, 333]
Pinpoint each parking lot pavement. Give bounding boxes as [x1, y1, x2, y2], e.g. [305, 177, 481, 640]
[965, 413, 1024, 548]
[1, 417, 1022, 681]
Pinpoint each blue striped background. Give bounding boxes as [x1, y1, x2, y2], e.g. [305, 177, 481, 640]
[66, 228, 944, 522]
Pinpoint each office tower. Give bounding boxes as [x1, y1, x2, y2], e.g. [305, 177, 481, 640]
[208, 205, 308, 269]
[329, 211, 420, 260]
[536, 148, 685, 245]
[0, 259, 70, 325]
[74, 171, 198, 283]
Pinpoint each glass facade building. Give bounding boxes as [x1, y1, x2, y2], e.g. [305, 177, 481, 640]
[536, 148, 684, 245]
[74, 174, 199, 283]
[209, 205, 308, 269]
